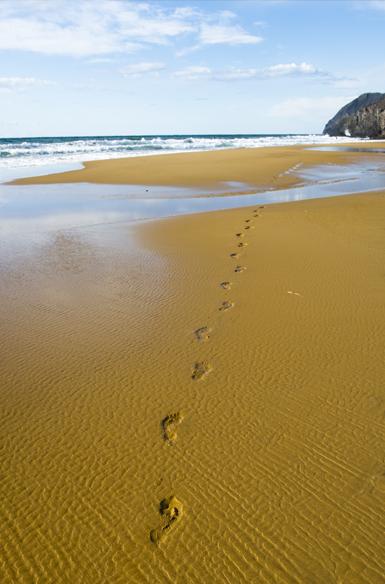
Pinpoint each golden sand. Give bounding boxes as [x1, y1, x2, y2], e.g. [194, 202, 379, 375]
[1, 149, 385, 583]
[8, 141, 385, 192]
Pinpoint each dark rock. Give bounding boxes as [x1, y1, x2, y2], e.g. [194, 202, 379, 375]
[326, 96, 385, 139]
[323, 92, 385, 135]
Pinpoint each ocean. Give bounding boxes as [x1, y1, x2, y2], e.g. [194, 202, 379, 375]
[0, 134, 365, 172]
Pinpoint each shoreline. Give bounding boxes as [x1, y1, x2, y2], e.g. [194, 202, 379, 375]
[7, 142, 385, 191]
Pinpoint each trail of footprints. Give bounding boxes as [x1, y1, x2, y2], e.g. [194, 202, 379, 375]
[150, 206, 264, 545]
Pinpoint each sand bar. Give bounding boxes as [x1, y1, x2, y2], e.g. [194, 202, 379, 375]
[8, 142, 385, 192]
[1, 146, 385, 583]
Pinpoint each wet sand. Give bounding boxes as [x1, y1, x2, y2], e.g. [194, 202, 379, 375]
[1, 148, 385, 583]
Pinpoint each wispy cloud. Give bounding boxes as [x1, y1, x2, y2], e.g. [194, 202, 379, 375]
[199, 10, 262, 45]
[0, 77, 56, 93]
[0, 2, 264, 59]
[174, 62, 334, 82]
[199, 23, 262, 45]
[0, 1, 196, 58]
[254, 21, 268, 28]
[120, 62, 166, 77]
[175, 45, 201, 57]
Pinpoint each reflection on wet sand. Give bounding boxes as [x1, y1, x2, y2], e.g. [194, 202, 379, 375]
[1, 155, 385, 268]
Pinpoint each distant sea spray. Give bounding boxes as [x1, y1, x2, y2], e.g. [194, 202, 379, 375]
[0, 134, 365, 171]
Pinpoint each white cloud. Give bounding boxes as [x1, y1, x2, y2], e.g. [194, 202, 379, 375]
[174, 62, 334, 82]
[267, 63, 318, 76]
[176, 66, 212, 80]
[0, 2, 263, 58]
[175, 45, 201, 57]
[198, 10, 262, 45]
[199, 23, 262, 45]
[120, 62, 166, 77]
[0, 77, 56, 93]
[0, 1, 196, 58]
[267, 95, 357, 121]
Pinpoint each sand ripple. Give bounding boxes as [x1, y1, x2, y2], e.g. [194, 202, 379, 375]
[1, 194, 385, 582]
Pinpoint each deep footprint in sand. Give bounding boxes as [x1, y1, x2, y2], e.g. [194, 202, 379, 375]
[236, 233, 245, 238]
[238, 242, 248, 247]
[221, 281, 233, 290]
[246, 219, 252, 223]
[219, 301, 234, 311]
[192, 361, 212, 380]
[235, 265, 246, 273]
[150, 495, 183, 545]
[162, 412, 184, 442]
[195, 327, 211, 341]
[230, 253, 240, 259]
[245, 226, 254, 230]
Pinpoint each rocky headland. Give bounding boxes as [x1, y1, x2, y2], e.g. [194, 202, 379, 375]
[323, 92, 385, 138]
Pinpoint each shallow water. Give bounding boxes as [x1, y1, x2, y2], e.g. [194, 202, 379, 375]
[1, 156, 384, 266]
[309, 145, 385, 154]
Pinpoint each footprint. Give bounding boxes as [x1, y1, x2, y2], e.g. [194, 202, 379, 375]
[219, 302, 234, 311]
[236, 233, 245, 238]
[254, 214, 260, 218]
[238, 242, 248, 247]
[245, 220, 252, 223]
[162, 412, 184, 442]
[245, 226, 254, 230]
[259, 206, 265, 209]
[150, 495, 183, 545]
[235, 265, 246, 273]
[196, 327, 211, 341]
[192, 362, 212, 381]
[230, 253, 240, 259]
[221, 281, 232, 290]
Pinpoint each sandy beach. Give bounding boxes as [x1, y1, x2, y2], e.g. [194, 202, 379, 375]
[9, 142, 385, 192]
[1, 146, 385, 583]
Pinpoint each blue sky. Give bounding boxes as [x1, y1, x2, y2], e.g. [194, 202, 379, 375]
[1, 0, 385, 137]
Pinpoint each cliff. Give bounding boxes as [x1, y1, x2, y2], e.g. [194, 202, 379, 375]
[326, 96, 385, 139]
[323, 92, 385, 136]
